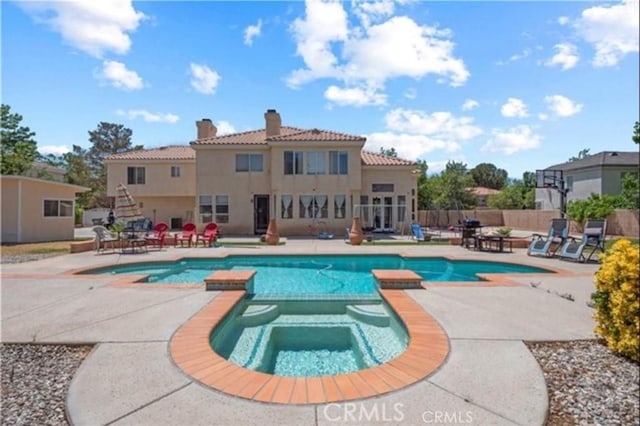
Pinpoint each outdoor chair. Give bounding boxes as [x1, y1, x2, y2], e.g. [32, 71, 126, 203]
[92, 225, 119, 253]
[558, 219, 607, 263]
[175, 222, 197, 247]
[145, 222, 169, 250]
[196, 222, 219, 247]
[527, 218, 569, 257]
[410, 223, 428, 242]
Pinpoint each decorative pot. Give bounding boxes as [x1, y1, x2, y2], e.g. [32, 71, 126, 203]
[264, 218, 280, 245]
[349, 217, 364, 245]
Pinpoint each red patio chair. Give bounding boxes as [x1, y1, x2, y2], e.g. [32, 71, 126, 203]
[145, 222, 169, 250]
[196, 222, 219, 247]
[175, 222, 197, 247]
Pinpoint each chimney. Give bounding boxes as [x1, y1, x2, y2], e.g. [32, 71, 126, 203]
[264, 109, 281, 137]
[196, 118, 217, 139]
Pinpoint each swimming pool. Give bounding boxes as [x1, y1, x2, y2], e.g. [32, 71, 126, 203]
[211, 298, 409, 377]
[83, 254, 553, 295]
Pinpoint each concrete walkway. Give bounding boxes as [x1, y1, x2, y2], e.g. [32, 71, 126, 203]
[0, 239, 600, 425]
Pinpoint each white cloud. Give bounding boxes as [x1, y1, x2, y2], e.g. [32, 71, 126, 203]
[575, 0, 639, 67]
[509, 48, 531, 62]
[244, 19, 263, 46]
[545, 43, 579, 70]
[116, 109, 179, 123]
[482, 125, 541, 155]
[95, 60, 144, 90]
[461, 99, 479, 111]
[216, 120, 236, 136]
[500, 97, 528, 118]
[404, 88, 417, 100]
[18, 0, 146, 58]
[189, 63, 220, 95]
[324, 85, 387, 106]
[365, 132, 460, 161]
[38, 145, 70, 156]
[538, 113, 549, 121]
[558, 16, 570, 26]
[287, 1, 469, 98]
[544, 94, 583, 117]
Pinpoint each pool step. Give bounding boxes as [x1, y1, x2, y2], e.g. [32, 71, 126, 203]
[237, 304, 279, 327]
[346, 304, 390, 327]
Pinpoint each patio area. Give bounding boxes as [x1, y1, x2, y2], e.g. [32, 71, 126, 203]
[1, 238, 602, 425]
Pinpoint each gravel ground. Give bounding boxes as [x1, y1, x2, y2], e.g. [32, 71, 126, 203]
[527, 340, 640, 426]
[1, 341, 638, 425]
[0, 344, 93, 426]
[0, 253, 68, 264]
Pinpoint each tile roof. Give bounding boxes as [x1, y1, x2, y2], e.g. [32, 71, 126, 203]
[105, 145, 195, 161]
[360, 150, 415, 166]
[545, 151, 639, 171]
[191, 126, 365, 145]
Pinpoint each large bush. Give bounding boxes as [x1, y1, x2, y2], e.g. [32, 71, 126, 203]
[591, 239, 640, 362]
[566, 194, 617, 231]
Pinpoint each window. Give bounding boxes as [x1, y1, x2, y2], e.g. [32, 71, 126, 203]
[235, 154, 263, 172]
[306, 152, 326, 175]
[171, 166, 181, 177]
[329, 151, 348, 175]
[359, 195, 369, 223]
[372, 183, 394, 192]
[43, 199, 73, 217]
[284, 151, 303, 175]
[334, 195, 346, 218]
[281, 195, 293, 219]
[566, 176, 573, 192]
[299, 195, 328, 218]
[215, 195, 229, 223]
[127, 167, 145, 185]
[199, 195, 213, 223]
[397, 196, 407, 222]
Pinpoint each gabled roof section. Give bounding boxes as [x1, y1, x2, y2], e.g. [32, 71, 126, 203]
[191, 126, 304, 145]
[105, 145, 195, 161]
[545, 151, 639, 171]
[268, 128, 366, 142]
[361, 150, 415, 166]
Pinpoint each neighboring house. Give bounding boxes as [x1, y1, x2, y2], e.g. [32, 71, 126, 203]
[470, 186, 500, 208]
[105, 109, 419, 235]
[535, 151, 640, 211]
[25, 161, 66, 182]
[1, 175, 89, 243]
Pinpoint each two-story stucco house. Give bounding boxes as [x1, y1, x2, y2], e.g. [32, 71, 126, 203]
[106, 109, 419, 236]
[535, 151, 639, 211]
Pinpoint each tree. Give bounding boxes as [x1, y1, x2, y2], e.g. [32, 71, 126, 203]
[85, 122, 142, 207]
[487, 181, 534, 210]
[522, 171, 537, 189]
[432, 161, 476, 209]
[379, 147, 398, 157]
[618, 172, 640, 210]
[1, 104, 38, 175]
[633, 121, 640, 145]
[568, 148, 591, 162]
[469, 162, 508, 189]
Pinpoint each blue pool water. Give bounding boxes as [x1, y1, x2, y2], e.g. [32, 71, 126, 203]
[211, 299, 409, 377]
[82, 255, 553, 294]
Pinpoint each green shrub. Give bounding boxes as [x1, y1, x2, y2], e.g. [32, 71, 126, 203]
[591, 239, 640, 362]
[566, 194, 616, 231]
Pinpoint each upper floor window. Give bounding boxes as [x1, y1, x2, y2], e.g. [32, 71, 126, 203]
[372, 183, 394, 192]
[43, 199, 73, 217]
[127, 167, 145, 185]
[284, 151, 303, 175]
[306, 151, 326, 175]
[171, 166, 181, 177]
[329, 151, 348, 175]
[236, 154, 263, 172]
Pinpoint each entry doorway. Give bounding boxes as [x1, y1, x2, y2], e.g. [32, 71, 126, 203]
[372, 196, 395, 232]
[253, 195, 269, 235]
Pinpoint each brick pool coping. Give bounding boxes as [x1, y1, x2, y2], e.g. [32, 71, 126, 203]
[169, 289, 450, 404]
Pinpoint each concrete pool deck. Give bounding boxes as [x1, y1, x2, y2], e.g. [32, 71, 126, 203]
[0, 238, 600, 425]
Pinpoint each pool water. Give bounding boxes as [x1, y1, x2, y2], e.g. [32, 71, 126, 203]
[211, 299, 409, 377]
[83, 255, 553, 294]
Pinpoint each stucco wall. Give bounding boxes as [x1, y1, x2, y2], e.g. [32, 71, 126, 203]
[107, 161, 196, 197]
[1, 178, 20, 242]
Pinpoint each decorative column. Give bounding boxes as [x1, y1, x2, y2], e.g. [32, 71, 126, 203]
[265, 218, 280, 245]
[349, 217, 364, 245]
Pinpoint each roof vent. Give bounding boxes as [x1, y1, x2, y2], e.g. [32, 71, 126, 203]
[610, 152, 618, 156]
[312, 128, 321, 134]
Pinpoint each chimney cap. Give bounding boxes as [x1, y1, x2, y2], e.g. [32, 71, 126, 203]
[266, 109, 277, 113]
[200, 118, 212, 122]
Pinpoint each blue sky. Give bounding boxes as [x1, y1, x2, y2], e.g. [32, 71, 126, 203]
[2, 0, 638, 178]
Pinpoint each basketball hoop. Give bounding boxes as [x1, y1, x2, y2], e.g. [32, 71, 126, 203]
[535, 169, 568, 217]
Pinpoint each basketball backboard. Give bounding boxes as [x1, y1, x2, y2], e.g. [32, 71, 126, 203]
[536, 169, 564, 189]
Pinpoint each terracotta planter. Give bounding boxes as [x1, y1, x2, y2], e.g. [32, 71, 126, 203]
[349, 217, 364, 245]
[264, 218, 280, 245]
